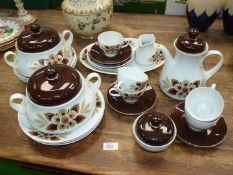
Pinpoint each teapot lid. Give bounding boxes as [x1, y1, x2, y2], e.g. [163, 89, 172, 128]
[17, 24, 60, 53]
[176, 28, 206, 54]
[27, 64, 82, 106]
[136, 112, 174, 146]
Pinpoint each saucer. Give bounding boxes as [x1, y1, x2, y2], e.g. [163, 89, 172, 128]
[13, 47, 77, 83]
[18, 90, 105, 146]
[80, 38, 165, 75]
[107, 83, 156, 115]
[89, 43, 132, 66]
[170, 102, 227, 148]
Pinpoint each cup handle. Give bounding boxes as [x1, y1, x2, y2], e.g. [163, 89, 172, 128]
[109, 87, 121, 97]
[62, 30, 73, 46]
[121, 41, 129, 48]
[4, 51, 19, 69]
[202, 50, 224, 81]
[9, 93, 26, 114]
[86, 73, 101, 94]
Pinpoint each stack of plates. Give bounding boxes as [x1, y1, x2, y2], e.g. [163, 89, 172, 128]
[87, 43, 133, 71]
[18, 90, 105, 146]
[0, 17, 24, 52]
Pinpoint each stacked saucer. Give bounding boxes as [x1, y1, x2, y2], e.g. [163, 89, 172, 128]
[86, 42, 133, 71]
[0, 17, 24, 51]
[18, 90, 105, 146]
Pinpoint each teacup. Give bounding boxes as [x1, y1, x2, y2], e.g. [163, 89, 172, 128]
[9, 65, 101, 134]
[98, 31, 128, 58]
[4, 24, 74, 78]
[116, 67, 148, 92]
[109, 84, 150, 104]
[184, 84, 224, 131]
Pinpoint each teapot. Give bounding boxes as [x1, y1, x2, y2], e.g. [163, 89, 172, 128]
[159, 28, 224, 100]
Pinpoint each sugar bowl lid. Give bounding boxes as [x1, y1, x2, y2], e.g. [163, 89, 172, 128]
[176, 28, 206, 54]
[27, 64, 82, 106]
[136, 112, 175, 146]
[17, 24, 60, 53]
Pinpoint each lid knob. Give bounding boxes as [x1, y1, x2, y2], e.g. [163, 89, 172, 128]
[188, 28, 199, 40]
[30, 24, 41, 34]
[44, 65, 58, 83]
[150, 115, 162, 129]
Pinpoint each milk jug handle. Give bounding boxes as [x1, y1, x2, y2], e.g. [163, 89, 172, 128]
[202, 50, 224, 81]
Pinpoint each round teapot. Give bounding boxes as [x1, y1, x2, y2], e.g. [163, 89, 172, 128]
[9, 64, 101, 134]
[4, 24, 74, 78]
[159, 28, 224, 100]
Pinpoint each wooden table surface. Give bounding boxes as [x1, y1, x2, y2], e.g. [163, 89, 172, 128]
[0, 10, 233, 175]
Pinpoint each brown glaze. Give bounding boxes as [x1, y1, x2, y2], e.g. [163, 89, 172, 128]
[27, 64, 82, 106]
[176, 28, 206, 54]
[17, 24, 60, 53]
[170, 103, 227, 148]
[89, 43, 132, 66]
[136, 112, 174, 146]
[107, 84, 156, 115]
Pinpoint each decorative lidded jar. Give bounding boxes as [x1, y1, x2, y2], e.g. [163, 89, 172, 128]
[9, 64, 101, 134]
[4, 24, 74, 78]
[133, 112, 177, 152]
[62, 0, 113, 39]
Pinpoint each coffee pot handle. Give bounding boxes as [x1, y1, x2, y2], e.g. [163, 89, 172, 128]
[86, 73, 101, 94]
[9, 93, 26, 114]
[202, 50, 224, 81]
[4, 51, 19, 69]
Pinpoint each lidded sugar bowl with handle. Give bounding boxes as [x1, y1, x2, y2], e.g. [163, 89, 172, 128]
[159, 28, 224, 100]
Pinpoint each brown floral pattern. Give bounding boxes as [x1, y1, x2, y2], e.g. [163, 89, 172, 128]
[29, 130, 65, 141]
[129, 82, 147, 91]
[162, 77, 206, 98]
[150, 49, 164, 64]
[104, 44, 121, 53]
[29, 93, 103, 141]
[35, 101, 91, 132]
[32, 49, 72, 68]
[81, 49, 88, 61]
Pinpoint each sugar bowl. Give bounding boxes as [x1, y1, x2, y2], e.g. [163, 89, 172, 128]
[9, 64, 101, 134]
[4, 24, 74, 78]
[133, 112, 177, 152]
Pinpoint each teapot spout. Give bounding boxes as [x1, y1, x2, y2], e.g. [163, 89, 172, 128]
[159, 44, 174, 67]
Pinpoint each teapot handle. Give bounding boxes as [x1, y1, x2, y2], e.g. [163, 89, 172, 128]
[202, 50, 224, 81]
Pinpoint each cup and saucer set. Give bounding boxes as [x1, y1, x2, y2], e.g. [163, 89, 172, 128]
[80, 31, 165, 75]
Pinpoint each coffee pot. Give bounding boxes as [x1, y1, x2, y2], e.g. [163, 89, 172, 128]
[159, 28, 224, 100]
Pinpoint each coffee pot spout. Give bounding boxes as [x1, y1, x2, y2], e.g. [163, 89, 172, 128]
[159, 44, 175, 68]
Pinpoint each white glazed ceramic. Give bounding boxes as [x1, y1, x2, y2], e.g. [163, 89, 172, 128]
[62, 0, 113, 39]
[116, 67, 148, 91]
[133, 115, 177, 152]
[98, 31, 128, 57]
[135, 34, 158, 65]
[159, 39, 224, 101]
[4, 30, 74, 78]
[79, 38, 165, 75]
[9, 72, 101, 134]
[109, 84, 148, 104]
[12, 46, 78, 83]
[184, 84, 224, 131]
[17, 90, 105, 146]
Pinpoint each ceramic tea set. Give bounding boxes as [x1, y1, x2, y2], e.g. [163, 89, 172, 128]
[4, 25, 227, 149]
